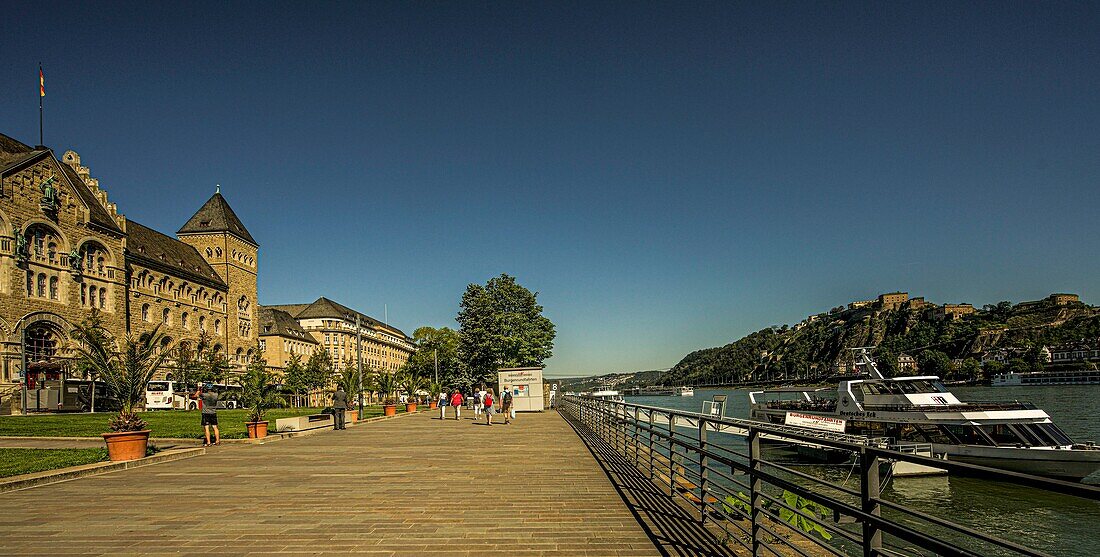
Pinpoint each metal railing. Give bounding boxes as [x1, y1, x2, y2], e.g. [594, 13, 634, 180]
[560, 395, 1100, 557]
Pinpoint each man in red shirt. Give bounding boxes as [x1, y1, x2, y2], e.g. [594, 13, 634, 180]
[449, 390, 464, 420]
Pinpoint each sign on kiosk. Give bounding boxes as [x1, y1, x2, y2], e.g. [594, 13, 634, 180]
[497, 367, 545, 412]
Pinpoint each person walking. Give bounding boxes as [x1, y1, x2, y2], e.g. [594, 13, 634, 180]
[194, 383, 220, 446]
[439, 390, 449, 420]
[449, 389, 464, 420]
[332, 385, 348, 430]
[475, 386, 487, 418]
[501, 385, 514, 425]
[483, 388, 495, 426]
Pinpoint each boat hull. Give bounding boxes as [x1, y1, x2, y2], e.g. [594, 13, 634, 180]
[937, 444, 1100, 481]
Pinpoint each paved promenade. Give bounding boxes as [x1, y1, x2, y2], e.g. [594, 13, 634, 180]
[0, 410, 660, 556]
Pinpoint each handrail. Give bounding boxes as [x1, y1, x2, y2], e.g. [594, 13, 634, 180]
[560, 394, 1090, 557]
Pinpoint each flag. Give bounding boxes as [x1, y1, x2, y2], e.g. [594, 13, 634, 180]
[39, 67, 45, 97]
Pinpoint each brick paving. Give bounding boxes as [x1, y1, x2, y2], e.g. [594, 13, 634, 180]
[0, 410, 660, 556]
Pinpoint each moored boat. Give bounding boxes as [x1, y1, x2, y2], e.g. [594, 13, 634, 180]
[749, 348, 1100, 481]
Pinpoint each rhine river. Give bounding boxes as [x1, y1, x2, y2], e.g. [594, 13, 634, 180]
[626, 385, 1100, 556]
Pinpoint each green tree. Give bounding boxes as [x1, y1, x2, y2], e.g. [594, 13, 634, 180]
[71, 310, 110, 412]
[957, 358, 981, 382]
[283, 353, 307, 407]
[457, 273, 555, 384]
[917, 350, 951, 378]
[305, 347, 334, 393]
[238, 347, 282, 423]
[406, 326, 461, 385]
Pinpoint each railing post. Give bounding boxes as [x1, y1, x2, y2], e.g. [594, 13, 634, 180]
[648, 409, 655, 479]
[749, 427, 763, 556]
[860, 448, 882, 556]
[633, 405, 640, 467]
[699, 419, 708, 525]
[668, 411, 676, 497]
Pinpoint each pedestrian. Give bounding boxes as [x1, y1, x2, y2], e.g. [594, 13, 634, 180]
[450, 389, 464, 420]
[439, 390, 449, 420]
[332, 385, 348, 430]
[501, 385, 514, 425]
[475, 386, 487, 418]
[484, 387, 495, 426]
[194, 383, 220, 446]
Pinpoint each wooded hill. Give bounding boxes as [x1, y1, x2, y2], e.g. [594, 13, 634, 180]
[663, 296, 1100, 385]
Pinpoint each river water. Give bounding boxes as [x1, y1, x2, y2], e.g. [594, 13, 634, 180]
[625, 385, 1100, 556]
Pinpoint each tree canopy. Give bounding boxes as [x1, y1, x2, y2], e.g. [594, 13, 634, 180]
[456, 274, 555, 385]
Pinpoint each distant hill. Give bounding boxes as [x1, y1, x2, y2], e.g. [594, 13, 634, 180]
[663, 293, 1100, 385]
[556, 369, 666, 392]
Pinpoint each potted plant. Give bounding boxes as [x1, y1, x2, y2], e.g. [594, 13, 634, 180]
[372, 371, 400, 417]
[400, 370, 425, 413]
[238, 350, 281, 439]
[72, 323, 172, 462]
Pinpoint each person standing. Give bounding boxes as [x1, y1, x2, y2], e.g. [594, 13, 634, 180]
[475, 386, 487, 418]
[450, 389, 464, 420]
[332, 385, 348, 430]
[439, 390, 449, 420]
[501, 385, 514, 425]
[194, 383, 220, 446]
[483, 388, 495, 426]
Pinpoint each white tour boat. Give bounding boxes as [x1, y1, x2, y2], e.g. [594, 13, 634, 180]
[677, 386, 694, 397]
[749, 349, 1100, 481]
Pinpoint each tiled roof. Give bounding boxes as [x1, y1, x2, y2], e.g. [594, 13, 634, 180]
[126, 220, 227, 290]
[258, 307, 318, 342]
[177, 192, 257, 246]
[279, 297, 411, 340]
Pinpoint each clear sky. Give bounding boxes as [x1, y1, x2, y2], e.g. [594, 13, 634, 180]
[2, 2, 1098, 378]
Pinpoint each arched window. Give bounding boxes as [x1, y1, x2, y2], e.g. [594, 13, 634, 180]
[214, 319, 221, 334]
[163, 308, 171, 325]
[182, 312, 189, 329]
[199, 315, 206, 332]
[48, 276, 58, 300]
[98, 288, 106, 309]
[36, 274, 46, 297]
[141, 304, 150, 322]
[87, 285, 96, 305]
[47, 242, 57, 264]
[81, 284, 87, 305]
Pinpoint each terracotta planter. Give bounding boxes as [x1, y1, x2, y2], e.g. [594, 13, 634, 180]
[345, 410, 358, 423]
[429, 401, 438, 410]
[405, 403, 417, 413]
[102, 430, 151, 462]
[246, 421, 269, 439]
[383, 404, 397, 417]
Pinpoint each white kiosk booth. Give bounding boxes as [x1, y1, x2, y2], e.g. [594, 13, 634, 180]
[497, 367, 545, 412]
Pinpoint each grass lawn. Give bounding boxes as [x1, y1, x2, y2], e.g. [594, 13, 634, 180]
[0, 406, 406, 439]
[0, 448, 109, 478]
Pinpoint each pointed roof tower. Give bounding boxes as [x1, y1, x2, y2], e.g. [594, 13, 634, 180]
[177, 191, 258, 246]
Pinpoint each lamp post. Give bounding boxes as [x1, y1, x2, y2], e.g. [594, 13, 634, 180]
[356, 314, 363, 413]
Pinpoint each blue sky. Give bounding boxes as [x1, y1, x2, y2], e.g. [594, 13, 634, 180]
[2, 2, 1098, 377]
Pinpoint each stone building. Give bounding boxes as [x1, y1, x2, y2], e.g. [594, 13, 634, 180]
[0, 133, 258, 411]
[877, 291, 909, 310]
[257, 307, 318, 374]
[263, 297, 415, 376]
[934, 303, 975, 321]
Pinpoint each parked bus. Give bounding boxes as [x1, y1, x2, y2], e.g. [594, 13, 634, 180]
[145, 381, 242, 410]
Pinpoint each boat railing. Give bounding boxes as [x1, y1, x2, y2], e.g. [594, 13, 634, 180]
[763, 399, 839, 412]
[560, 394, 1100, 557]
[862, 401, 1038, 412]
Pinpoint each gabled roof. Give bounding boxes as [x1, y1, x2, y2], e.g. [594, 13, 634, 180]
[275, 297, 411, 340]
[126, 220, 227, 290]
[0, 133, 123, 234]
[258, 307, 318, 343]
[177, 192, 257, 246]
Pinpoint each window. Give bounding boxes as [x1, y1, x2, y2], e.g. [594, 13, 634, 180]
[49, 276, 58, 300]
[214, 319, 221, 334]
[142, 304, 150, 322]
[163, 308, 171, 325]
[182, 312, 189, 329]
[36, 274, 46, 297]
[99, 288, 106, 309]
[81, 284, 87, 305]
[199, 315, 206, 332]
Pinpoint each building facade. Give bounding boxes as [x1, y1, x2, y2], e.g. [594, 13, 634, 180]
[257, 307, 318, 374]
[263, 297, 415, 377]
[0, 133, 258, 412]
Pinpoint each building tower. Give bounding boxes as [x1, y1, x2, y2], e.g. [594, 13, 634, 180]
[176, 191, 259, 369]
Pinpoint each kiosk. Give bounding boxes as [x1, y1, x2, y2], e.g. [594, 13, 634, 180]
[497, 367, 545, 412]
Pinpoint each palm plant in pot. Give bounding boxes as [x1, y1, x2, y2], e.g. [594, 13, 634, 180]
[400, 369, 426, 413]
[427, 380, 443, 410]
[238, 349, 281, 439]
[372, 370, 400, 417]
[338, 368, 364, 422]
[71, 323, 172, 462]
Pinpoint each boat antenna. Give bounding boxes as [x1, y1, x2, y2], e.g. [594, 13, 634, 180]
[851, 347, 886, 380]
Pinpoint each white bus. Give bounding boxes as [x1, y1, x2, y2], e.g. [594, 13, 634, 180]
[145, 381, 183, 410]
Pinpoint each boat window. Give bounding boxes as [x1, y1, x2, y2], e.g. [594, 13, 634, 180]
[942, 425, 990, 445]
[931, 381, 947, 392]
[1035, 423, 1073, 446]
[976, 425, 1025, 446]
[1011, 424, 1046, 446]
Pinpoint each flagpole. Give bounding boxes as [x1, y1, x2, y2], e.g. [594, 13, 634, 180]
[38, 63, 44, 148]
